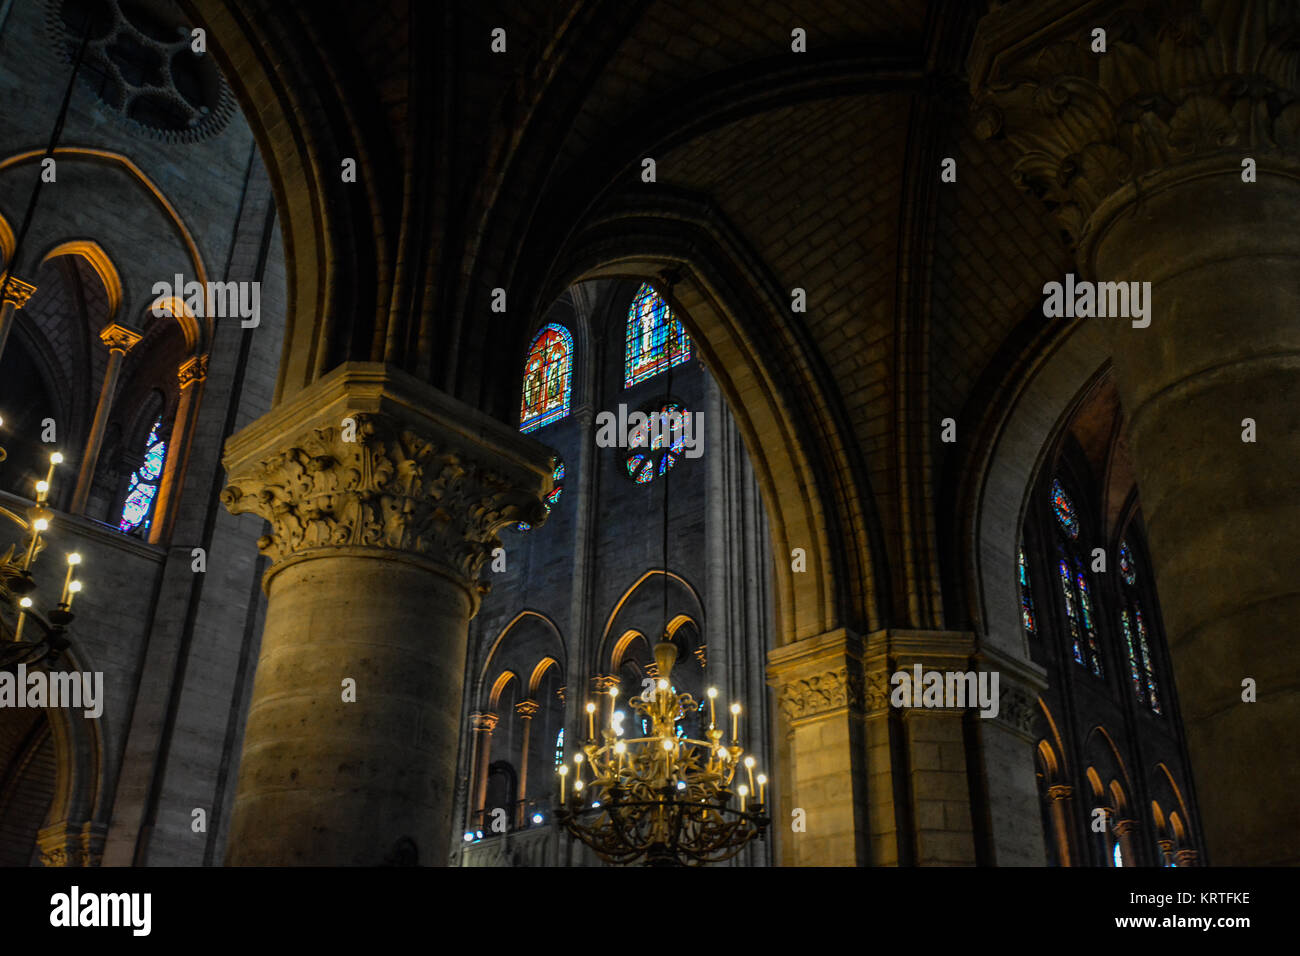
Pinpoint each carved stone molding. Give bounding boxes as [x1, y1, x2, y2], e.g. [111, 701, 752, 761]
[970, 0, 1300, 244]
[221, 365, 553, 596]
[178, 353, 209, 388]
[1, 275, 36, 308]
[776, 667, 864, 723]
[99, 322, 143, 353]
[993, 679, 1040, 740]
[864, 668, 891, 714]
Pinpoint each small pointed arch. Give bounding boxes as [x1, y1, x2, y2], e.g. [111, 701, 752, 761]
[1085, 766, 1105, 802]
[488, 671, 520, 711]
[144, 295, 202, 353]
[598, 569, 705, 672]
[0, 212, 14, 266]
[527, 657, 560, 696]
[1150, 800, 1166, 836]
[39, 241, 123, 324]
[477, 610, 566, 689]
[1036, 740, 1060, 781]
[1108, 779, 1129, 817]
[1037, 698, 1070, 776]
[611, 630, 648, 671]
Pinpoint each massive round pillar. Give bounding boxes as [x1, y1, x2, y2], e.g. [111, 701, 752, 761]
[972, 0, 1300, 864]
[220, 362, 551, 865]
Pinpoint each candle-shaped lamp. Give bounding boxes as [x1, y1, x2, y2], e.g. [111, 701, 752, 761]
[558, 764, 568, 802]
[60, 552, 82, 605]
[730, 702, 741, 742]
[67, 580, 82, 610]
[744, 755, 755, 794]
[738, 783, 749, 812]
[586, 701, 596, 740]
[707, 687, 718, 729]
[757, 773, 767, 805]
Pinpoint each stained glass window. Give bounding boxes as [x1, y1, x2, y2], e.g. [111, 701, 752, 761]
[1018, 544, 1036, 636]
[119, 416, 166, 535]
[625, 284, 690, 387]
[1057, 556, 1084, 666]
[624, 403, 689, 485]
[1118, 537, 1162, 715]
[1076, 571, 1103, 677]
[520, 323, 574, 433]
[514, 457, 565, 532]
[554, 728, 564, 771]
[1051, 478, 1078, 539]
[1112, 841, 1124, 867]
[1119, 539, 1136, 586]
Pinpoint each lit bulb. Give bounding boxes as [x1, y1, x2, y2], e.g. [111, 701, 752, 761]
[717, 748, 728, 761]
[676, 780, 687, 791]
[532, 813, 544, 825]
[67, 552, 82, 566]
[558, 765, 568, 776]
[586, 702, 595, 713]
[738, 784, 749, 797]
[463, 832, 474, 843]
[69, 581, 82, 593]
[33, 518, 48, 532]
[19, 597, 32, 608]
[591, 800, 600, 808]
[609, 686, 619, 699]
[757, 774, 767, 785]
[657, 679, 668, 691]
[707, 687, 718, 699]
[50, 452, 63, 465]
[574, 779, 584, 792]
[662, 739, 674, 751]
[614, 741, 626, 754]
[35, 481, 48, 495]
[744, 756, 755, 768]
[730, 703, 741, 715]
[574, 753, 583, 764]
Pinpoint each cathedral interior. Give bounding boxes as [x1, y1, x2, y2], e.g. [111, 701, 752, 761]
[0, 0, 1295, 871]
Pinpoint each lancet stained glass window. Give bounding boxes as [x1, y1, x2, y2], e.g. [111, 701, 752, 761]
[119, 416, 166, 535]
[554, 728, 564, 771]
[1118, 538, 1161, 714]
[1018, 543, 1036, 636]
[520, 323, 574, 433]
[1051, 477, 1102, 676]
[625, 283, 690, 387]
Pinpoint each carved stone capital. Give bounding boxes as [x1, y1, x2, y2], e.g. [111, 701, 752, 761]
[775, 666, 864, 722]
[99, 323, 143, 353]
[36, 822, 81, 867]
[1175, 848, 1200, 866]
[2, 275, 36, 308]
[767, 628, 865, 724]
[178, 353, 209, 388]
[992, 679, 1040, 741]
[515, 699, 540, 719]
[1113, 817, 1139, 837]
[472, 712, 499, 733]
[220, 363, 553, 598]
[592, 674, 620, 693]
[1047, 784, 1074, 802]
[970, 0, 1300, 245]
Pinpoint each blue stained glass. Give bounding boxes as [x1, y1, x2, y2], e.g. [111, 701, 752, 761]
[1076, 571, 1103, 677]
[119, 417, 166, 534]
[625, 284, 691, 387]
[1113, 842, 1123, 867]
[1120, 610, 1145, 703]
[554, 728, 564, 771]
[626, 404, 688, 485]
[1058, 558, 1084, 666]
[1135, 606, 1160, 714]
[1051, 478, 1079, 539]
[520, 324, 574, 433]
[1018, 545, 1036, 635]
[1119, 539, 1136, 585]
[515, 457, 564, 532]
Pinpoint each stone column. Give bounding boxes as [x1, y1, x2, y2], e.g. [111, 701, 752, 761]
[514, 699, 538, 827]
[220, 362, 552, 865]
[148, 353, 207, 544]
[0, 275, 36, 364]
[1175, 847, 1200, 868]
[70, 323, 141, 514]
[1157, 837, 1174, 867]
[1047, 785, 1075, 867]
[469, 712, 499, 829]
[767, 628, 868, 866]
[971, 0, 1300, 866]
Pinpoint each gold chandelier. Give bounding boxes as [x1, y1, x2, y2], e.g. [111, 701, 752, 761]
[556, 639, 769, 866]
[0, 433, 84, 668]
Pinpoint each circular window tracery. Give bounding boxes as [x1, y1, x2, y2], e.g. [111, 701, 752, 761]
[624, 402, 689, 485]
[51, 0, 235, 143]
